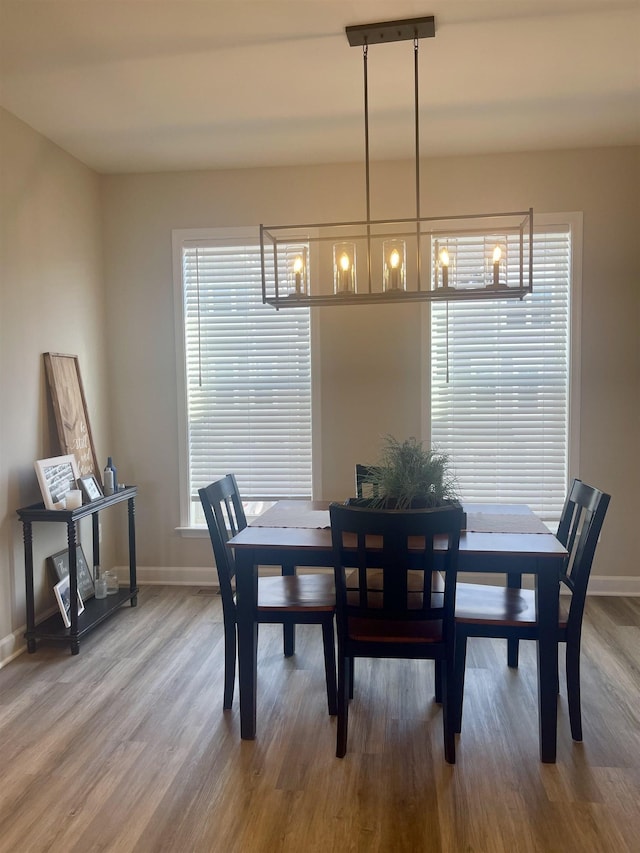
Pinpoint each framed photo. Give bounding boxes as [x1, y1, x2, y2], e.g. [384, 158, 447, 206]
[49, 544, 95, 601]
[78, 474, 103, 503]
[53, 575, 85, 629]
[34, 454, 80, 510]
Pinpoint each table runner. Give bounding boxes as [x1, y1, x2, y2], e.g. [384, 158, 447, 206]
[252, 508, 330, 529]
[465, 512, 551, 534]
[252, 504, 552, 534]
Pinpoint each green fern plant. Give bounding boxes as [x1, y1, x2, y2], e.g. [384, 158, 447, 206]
[363, 435, 459, 509]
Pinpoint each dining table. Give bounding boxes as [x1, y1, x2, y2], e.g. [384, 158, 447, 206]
[227, 500, 568, 762]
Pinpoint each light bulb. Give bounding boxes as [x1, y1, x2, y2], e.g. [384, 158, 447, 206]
[439, 248, 450, 288]
[340, 253, 350, 272]
[390, 249, 400, 269]
[491, 245, 502, 287]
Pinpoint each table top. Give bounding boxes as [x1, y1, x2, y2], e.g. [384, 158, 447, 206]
[228, 501, 567, 559]
[16, 485, 137, 522]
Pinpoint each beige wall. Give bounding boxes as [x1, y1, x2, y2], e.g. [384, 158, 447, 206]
[101, 147, 639, 584]
[0, 108, 112, 661]
[1, 109, 638, 661]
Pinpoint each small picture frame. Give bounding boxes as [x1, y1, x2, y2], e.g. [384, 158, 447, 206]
[78, 474, 103, 503]
[49, 544, 95, 601]
[34, 454, 80, 510]
[53, 575, 85, 628]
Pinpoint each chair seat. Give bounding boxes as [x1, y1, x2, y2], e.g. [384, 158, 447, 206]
[348, 616, 444, 643]
[256, 573, 335, 611]
[455, 582, 569, 627]
[359, 569, 445, 591]
[346, 569, 445, 609]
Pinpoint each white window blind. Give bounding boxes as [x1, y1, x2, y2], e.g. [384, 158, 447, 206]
[430, 227, 571, 521]
[182, 239, 312, 515]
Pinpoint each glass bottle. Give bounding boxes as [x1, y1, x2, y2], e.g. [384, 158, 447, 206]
[94, 564, 107, 599]
[103, 458, 115, 495]
[107, 456, 118, 491]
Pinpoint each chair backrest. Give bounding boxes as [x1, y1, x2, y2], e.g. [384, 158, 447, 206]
[199, 474, 247, 606]
[354, 464, 381, 499]
[330, 502, 463, 649]
[556, 479, 610, 627]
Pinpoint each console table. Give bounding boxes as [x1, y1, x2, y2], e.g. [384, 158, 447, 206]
[17, 486, 138, 654]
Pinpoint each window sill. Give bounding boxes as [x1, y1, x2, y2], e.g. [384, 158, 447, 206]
[176, 514, 265, 538]
[176, 526, 209, 538]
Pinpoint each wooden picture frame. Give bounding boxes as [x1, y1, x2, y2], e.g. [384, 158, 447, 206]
[78, 474, 103, 503]
[43, 353, 100, 478]
[53, 575, 85, 628]
[34, 454, 80, 510]
[49, 544, 95, 601]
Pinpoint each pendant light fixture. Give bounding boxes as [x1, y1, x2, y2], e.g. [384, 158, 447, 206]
[260, 16, 533, 308]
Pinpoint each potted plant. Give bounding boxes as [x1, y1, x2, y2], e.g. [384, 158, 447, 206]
[354, 435, 463, 519]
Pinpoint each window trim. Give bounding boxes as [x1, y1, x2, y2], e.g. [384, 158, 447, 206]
[421, 211, 582, 512]
[172, 227, 321, 532]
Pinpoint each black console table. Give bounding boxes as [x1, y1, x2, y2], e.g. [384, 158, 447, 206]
[17, 486, 138, 654]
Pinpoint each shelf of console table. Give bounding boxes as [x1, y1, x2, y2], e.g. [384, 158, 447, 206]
[17, 486, 138, 655]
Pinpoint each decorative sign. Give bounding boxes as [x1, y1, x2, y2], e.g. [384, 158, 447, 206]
[43, 353, 99, 477]
[49, 544, 95, 600]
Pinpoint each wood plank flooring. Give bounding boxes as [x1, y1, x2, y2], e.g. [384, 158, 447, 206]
[0, 587, 638, 852]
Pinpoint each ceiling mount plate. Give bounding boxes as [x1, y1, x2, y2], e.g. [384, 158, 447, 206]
[346, 16, 435, 47]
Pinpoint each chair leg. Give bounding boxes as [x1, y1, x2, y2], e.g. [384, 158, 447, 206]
[223, 618, 237, 710]
[348, 657, 354, 699]
[434, 659, 443, 703]
[283, 624, 296, 657]
[566, 640, 583, 741]
[336, 655, 351, 758]
[321, 620, 338, 716]
[442, 657, 456, 764]
[453, 631, 468, 734]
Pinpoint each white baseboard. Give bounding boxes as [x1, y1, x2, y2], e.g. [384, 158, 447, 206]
[585, 575, 640, 596]
[133, 565, 219, 588]
[135, 567, 640, 597]
[0, 627, 27, 669]
[132, 564, 330, 586]
[2, 570, 638, 670]
[458, 572, 640, 596]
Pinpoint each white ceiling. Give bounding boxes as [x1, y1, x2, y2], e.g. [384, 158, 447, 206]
[1, 1, 638, 174]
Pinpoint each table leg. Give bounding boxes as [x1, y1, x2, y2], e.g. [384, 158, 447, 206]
[282, 561, 296, 656]
[536, 559, 560, 763]
[128, 496, 138, 606]
[235, 549, 258, 739]
[507, 573, 522, 667]
[67, 519, 80, 654]
[23, 521, 36, 653]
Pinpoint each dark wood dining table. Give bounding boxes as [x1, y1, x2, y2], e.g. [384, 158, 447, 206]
[227, 501, 568, 762]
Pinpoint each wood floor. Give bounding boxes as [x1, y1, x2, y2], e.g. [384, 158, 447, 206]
[1, 587, 638, 853]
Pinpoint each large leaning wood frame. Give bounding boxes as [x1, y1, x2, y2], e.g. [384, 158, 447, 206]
[43, 353, 100, 478]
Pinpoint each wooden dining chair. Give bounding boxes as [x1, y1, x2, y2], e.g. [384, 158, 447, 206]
[199, 475, 337, 715]
[453, 479, 611, 741]
[330, 502, 463, 762]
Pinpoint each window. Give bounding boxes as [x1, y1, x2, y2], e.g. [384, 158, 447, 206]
[429, 216, 580, 522]
[174, 229, 313, 527]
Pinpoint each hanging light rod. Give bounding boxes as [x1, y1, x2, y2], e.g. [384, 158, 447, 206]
[260, 15, 533, 309]
[345, 16, 435, 46]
